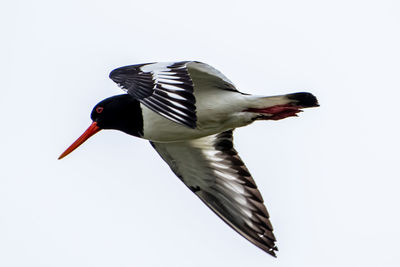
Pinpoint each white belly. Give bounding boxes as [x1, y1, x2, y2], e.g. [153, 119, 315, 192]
[141, 90, 255, 142]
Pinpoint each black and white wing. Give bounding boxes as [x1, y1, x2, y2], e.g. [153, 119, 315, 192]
[150, 130, 278, 256]
[109, 61, 196, 128]
[109, 61, 239, 129]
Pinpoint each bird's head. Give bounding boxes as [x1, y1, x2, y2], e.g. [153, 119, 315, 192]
[58, 94, 142, 160]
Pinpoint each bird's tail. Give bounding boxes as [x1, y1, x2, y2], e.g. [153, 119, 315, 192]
[244, 92, 319, 120]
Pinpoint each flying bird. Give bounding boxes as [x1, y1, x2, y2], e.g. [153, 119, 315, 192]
[59, 61, 318, 256]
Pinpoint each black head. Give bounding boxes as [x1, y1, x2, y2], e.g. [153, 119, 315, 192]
[91, 94, 143, 136]
[58, 94, 142, 160]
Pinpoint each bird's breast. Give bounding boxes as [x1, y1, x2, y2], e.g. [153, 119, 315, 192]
[139, 90, 257, 142]
[140, 105, 219, 142]
[140, 105, 252, 142]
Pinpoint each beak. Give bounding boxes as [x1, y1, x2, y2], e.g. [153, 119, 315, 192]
[58, 121, 101, 160]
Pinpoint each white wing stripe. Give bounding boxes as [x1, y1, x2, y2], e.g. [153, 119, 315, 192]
[140, 62, 173, 72]
[157, 74, 182, 80]
[156, 78, 184, 84]
[160, 83, 185, 91]
[162, 91, 187, 101]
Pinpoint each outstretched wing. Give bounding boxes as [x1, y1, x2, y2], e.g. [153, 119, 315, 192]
[150, 130, 278, 256]
[109, 61, 197, 128]
[109, 61, 240, 129]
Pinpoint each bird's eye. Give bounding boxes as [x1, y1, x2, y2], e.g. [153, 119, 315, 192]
[96, 107, 104, 113]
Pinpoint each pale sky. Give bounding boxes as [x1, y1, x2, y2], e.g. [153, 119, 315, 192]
[1, 0, 400, 266]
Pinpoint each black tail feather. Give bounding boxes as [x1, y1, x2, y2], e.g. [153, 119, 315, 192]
[287, 92, 319, 108]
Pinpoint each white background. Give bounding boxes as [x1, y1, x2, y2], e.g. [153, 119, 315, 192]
[1, 0, 399, 266]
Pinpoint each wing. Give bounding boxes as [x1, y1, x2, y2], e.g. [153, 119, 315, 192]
[109, 61, 240, 128]
[109, 61, 196, 128]
[186, 61, 238, 93]
[150, 130, 278, 256]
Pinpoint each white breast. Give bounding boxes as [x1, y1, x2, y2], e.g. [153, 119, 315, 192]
[141, 89, 255, 142]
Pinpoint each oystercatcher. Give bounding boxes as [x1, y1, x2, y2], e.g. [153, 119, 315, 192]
[59, 61, 318, 256]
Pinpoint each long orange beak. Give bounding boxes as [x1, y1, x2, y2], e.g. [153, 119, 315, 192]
[58, 122, 101, 160]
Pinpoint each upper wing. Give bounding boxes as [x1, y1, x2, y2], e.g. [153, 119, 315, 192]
[109, 61, 239, 129]
[109, 61, 197, 128]
[186, 61, 238, 92]
[150, 130, 278, 256]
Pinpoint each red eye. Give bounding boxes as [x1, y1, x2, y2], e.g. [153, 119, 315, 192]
[96, 107, 104, 113]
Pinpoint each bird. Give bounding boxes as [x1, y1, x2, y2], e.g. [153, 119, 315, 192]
[58, 61, 318, 257]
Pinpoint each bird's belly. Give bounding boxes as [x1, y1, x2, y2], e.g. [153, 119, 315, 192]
[140, 105, 252, 142]
[143, 123, 214, 142]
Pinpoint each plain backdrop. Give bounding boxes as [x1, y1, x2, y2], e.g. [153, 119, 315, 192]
[1, 0, 399, 266]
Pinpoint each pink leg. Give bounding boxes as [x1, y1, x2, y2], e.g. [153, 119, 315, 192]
[245, 105, 303, 120]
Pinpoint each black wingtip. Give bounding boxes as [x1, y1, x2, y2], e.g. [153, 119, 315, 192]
[265, 247, 278, 257]
[287, 92, 319, 108]
[109, 66, 134, 84]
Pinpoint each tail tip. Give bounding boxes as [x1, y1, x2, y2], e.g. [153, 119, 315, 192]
[287, 92, 319, 108]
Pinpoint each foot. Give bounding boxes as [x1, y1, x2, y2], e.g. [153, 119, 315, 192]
[246, 105, 304, 120]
